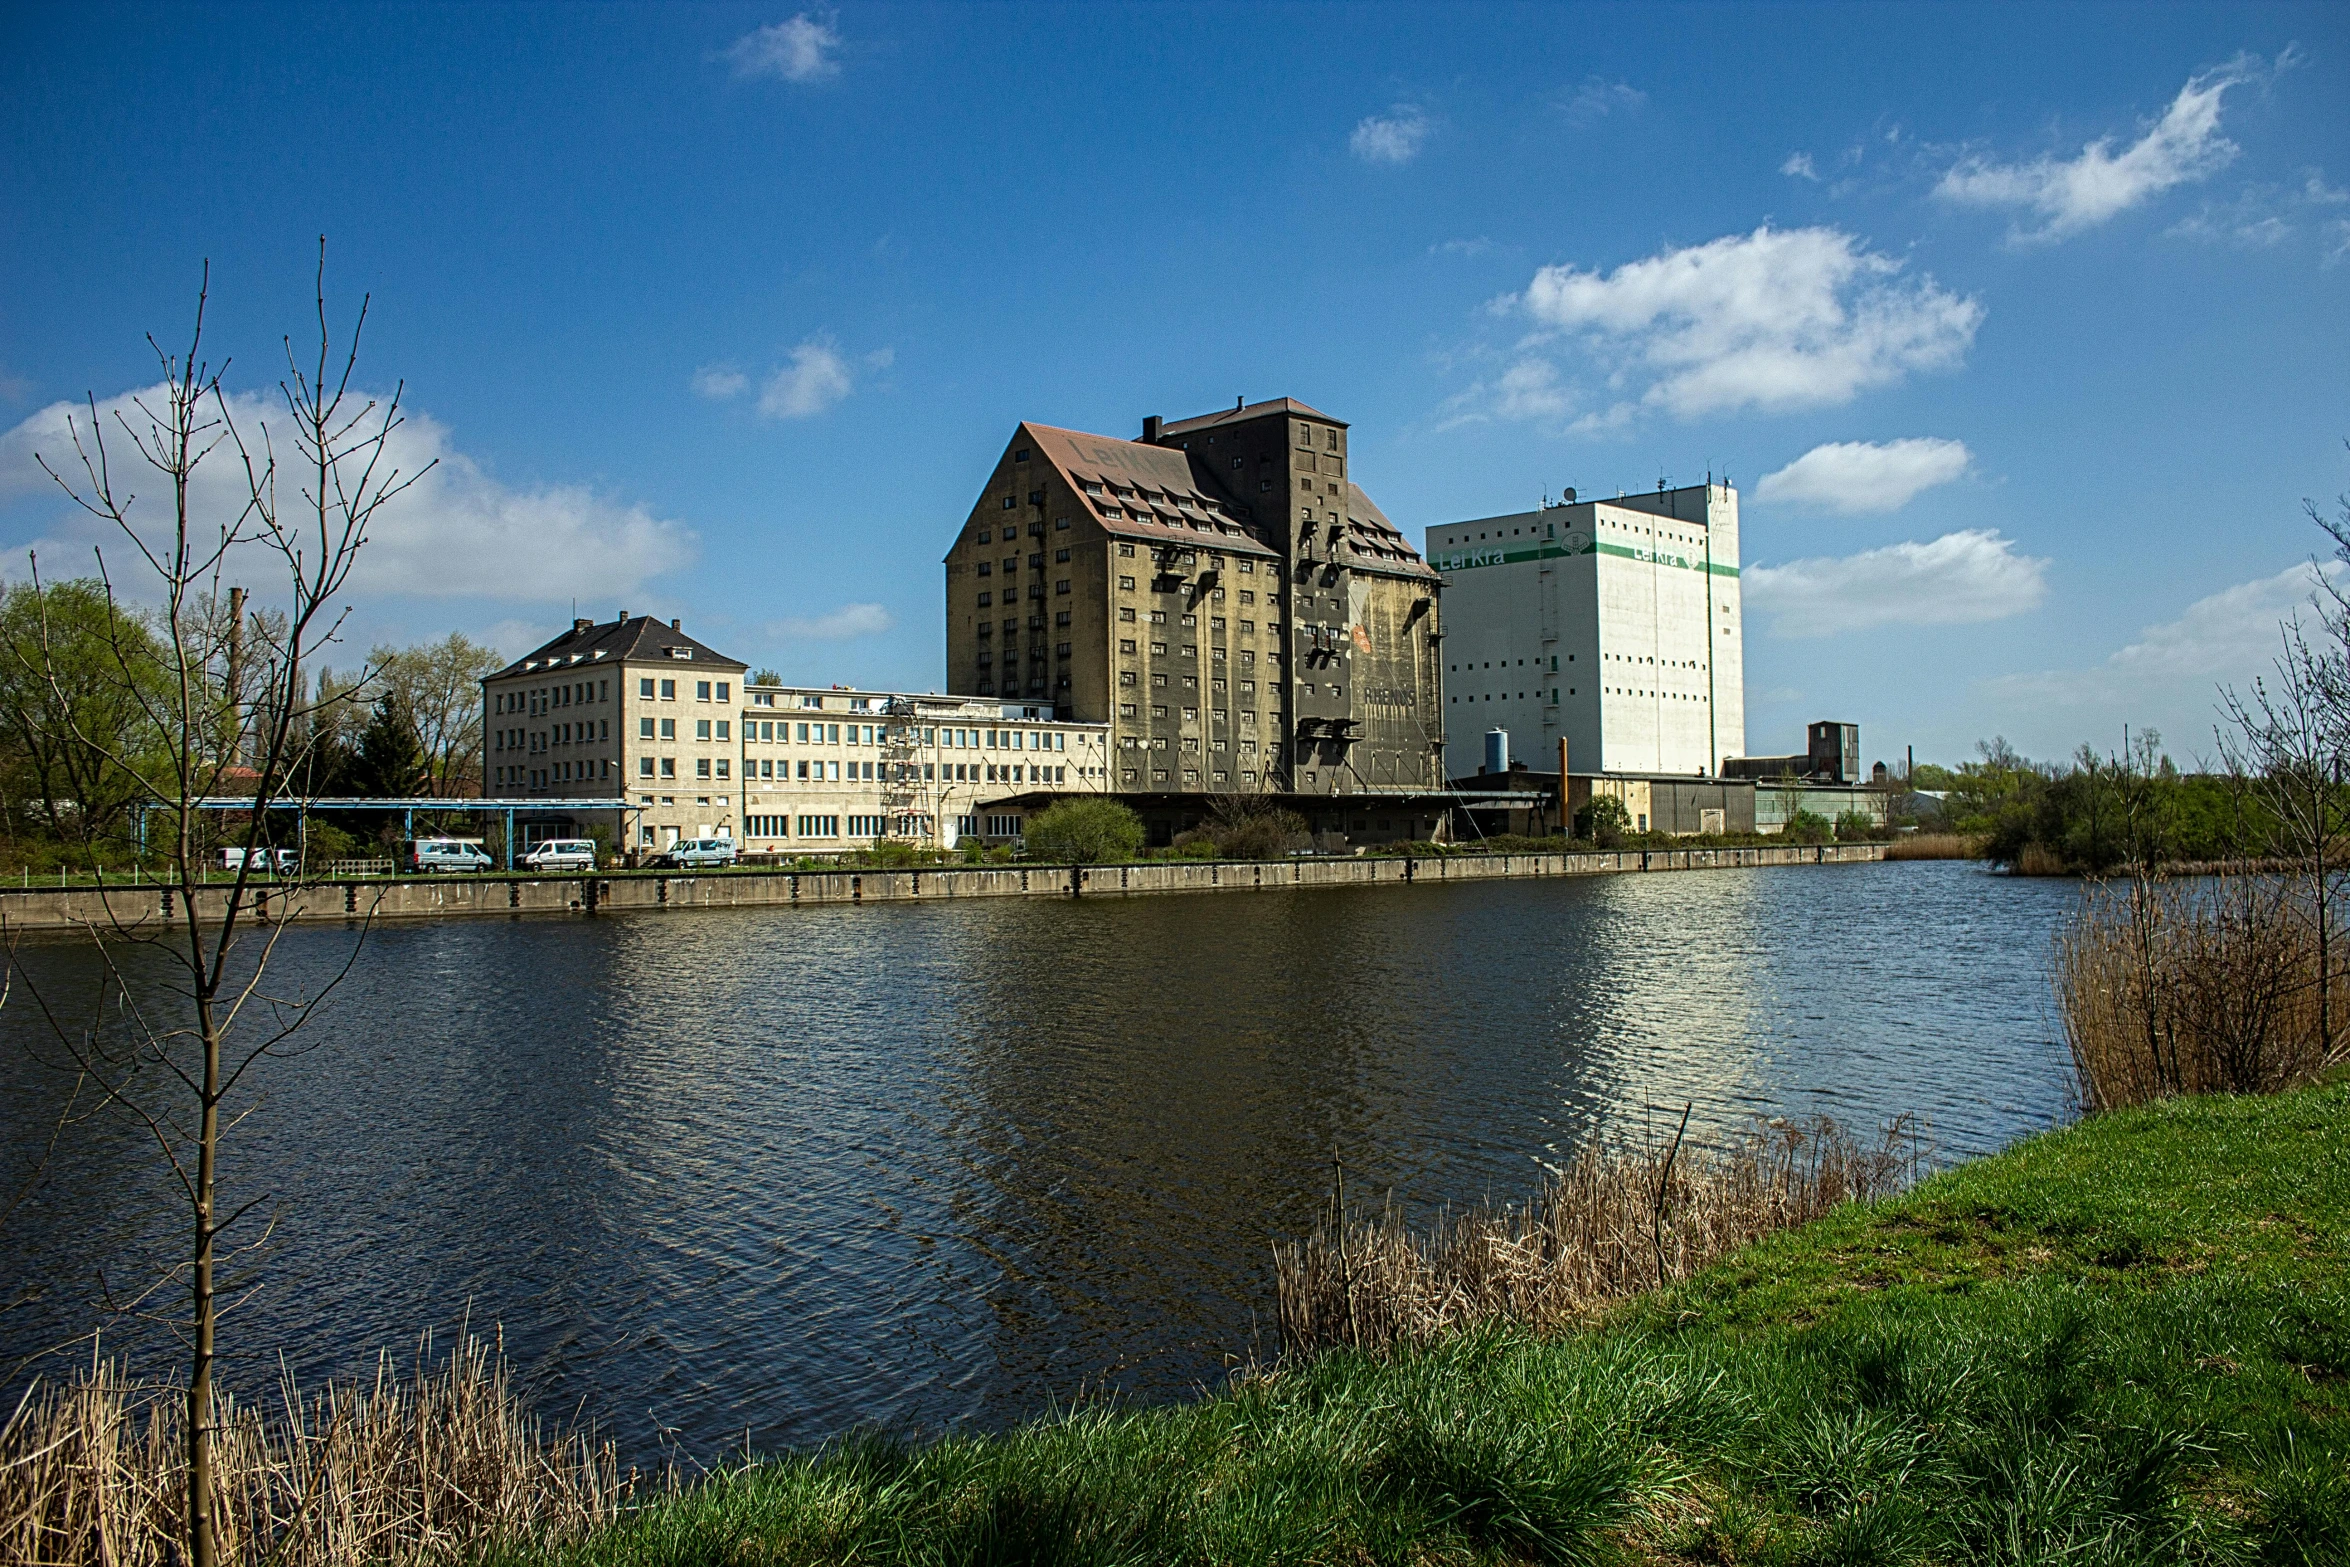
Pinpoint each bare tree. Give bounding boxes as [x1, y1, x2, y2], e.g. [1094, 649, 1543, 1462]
[10, 248, 425, 1567]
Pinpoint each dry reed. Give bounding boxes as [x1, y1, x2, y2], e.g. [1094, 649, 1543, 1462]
[2055, 874, 2347, 1111]
[0, 1330, 634, 1567]
[1883, 832, 1980, 861]
[1274, 1115, 1919, 1357]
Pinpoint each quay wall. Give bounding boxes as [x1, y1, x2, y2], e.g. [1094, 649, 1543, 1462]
[0, 843, 1885, 932]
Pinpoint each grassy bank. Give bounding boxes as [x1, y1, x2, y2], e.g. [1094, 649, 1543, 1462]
[489, 1081, 2349, 1566]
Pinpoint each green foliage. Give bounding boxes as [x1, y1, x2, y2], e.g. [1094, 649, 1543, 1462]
[343, 695, 429, 799]
[1573, 794, 1630, 847]
[1783, 808, 1834, 844]
[1832, 810, 1884, 842]
[1023, 797, 1145, 863]
[503, 1081, 2350, 1567]
[0, 577, 170, 851]
[1946, 734, 2269, 871]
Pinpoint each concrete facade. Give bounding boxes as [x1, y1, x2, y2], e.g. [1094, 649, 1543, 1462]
[1424, 482, 1744, 783]
[943, 399, 1445, 797]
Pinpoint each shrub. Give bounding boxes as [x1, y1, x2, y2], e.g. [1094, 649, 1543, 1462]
[1573, 796, 1630, 848]
[1784, 809, 1834, 844]
[1204, 798, 1310, 860]
[1023, 798, 1144, 863]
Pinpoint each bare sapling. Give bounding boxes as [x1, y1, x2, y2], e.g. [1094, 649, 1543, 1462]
[5, 246, 427, 1567]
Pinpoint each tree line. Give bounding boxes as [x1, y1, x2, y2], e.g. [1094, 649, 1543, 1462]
[0, 574, 503, 866]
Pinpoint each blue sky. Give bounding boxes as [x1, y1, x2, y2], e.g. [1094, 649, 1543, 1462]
[3, 1, 2345, 770]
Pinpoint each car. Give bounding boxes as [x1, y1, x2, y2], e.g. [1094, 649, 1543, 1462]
[656, 836, 738, 869]
[407, 839, 494, 874]
[518, 838, 598, 873]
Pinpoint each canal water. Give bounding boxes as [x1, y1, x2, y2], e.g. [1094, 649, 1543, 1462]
[1, 859, 2079, 1457]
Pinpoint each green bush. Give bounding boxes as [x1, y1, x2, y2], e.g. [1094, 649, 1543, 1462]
[1023, 797, 1145, 863]
[1784, 809, 1834, 844]
[1573, 796, 1630, 848]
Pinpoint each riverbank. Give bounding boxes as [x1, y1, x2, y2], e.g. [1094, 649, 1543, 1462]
[495, 1079, 2348, 1565]
[0, 841, 1884, 931]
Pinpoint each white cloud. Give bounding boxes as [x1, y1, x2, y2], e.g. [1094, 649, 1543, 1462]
[768, 602, 894, 640]
[1985, 561, 2342, 751]
[1433, 236, 1500, 258]
[1350, 105, 1429, 165]
[757, 339, 855, 420]
[1754, 438, 1973, 514]
[2169, 168, 2350, 255]
[1560, 78, 1645, 124]
[1781, 152, 1819, 181]
[1745, 529, 2047, 636]
[1935, 58, 2258, 241]
[0, 385, 696, 604]
[1504, 225, 1981, 422]
[726, 13, 841, 83]
[692, 363, 749, 400]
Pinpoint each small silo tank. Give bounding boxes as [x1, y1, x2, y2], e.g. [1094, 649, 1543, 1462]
[1484, 728, 1510, 777]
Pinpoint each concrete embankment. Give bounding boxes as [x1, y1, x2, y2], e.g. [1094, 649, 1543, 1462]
[0, 842, 1884, 932]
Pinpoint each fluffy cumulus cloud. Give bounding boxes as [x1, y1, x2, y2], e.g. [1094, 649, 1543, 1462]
[1350, 105, 1430, 165]
[1781, 152, 1819, 181]
[758, 340, 855, 419]
[768, 602, 894, 640]
[1502, 225, 1981, 424]
[1560, 77, 1645, 124]
[1753, 438, 1973, 514]
[1986, 561, 2342, 752]
[0, 386, 696, 604]
[1744, 529, 2047, 636]
[726, 12, 842, 82]
[1935, 57, 2263, 241]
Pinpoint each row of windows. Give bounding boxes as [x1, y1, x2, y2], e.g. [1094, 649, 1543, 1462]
[493, 761, 612, 787]
[1120, 767, 1262, 785]
[495, 679, 610, 716]
[633, 677, 732, 703]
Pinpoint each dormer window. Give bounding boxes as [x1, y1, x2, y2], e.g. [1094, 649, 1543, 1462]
[665, 646, 693, 660]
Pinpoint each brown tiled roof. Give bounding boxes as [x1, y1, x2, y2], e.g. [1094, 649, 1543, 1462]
[489, 615, 746, 679]
[1159, 397, 1343, 437]
[1020, 423, 1281, 558]
[1344, 483, 1439, 581]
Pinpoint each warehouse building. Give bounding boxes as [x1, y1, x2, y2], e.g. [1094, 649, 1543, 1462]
[941, 398, 1446, 796]
[1424, 481, 1744, 782]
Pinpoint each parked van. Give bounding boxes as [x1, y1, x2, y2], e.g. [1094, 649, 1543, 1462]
[218, 847, 298, 875]
[518, 838, 597, 873]
[656, 837, 737, 869]
[407, 838, 493, 874]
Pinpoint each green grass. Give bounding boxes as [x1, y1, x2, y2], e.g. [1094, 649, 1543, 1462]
[494, 1083, 2350, 1565]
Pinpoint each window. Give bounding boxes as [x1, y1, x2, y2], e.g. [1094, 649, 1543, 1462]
[1120, 702, 1137, 717]
[696, 681, 711, 700]
[1001, 496, 1015, 510]
[696, 719, 712, 741]
[1118, 575, 1135, 591]
[639, 757, 654, 777]
[1181, 613, 1197, 627]
[660, 679, 676, 699]
[1120, 671, 1137, 686]
[696, 759, 712, 779]
[1055, 516, 1069, 530]
[639, 678, 654, 697]
[1056, 579, 1070, 595]
[716, 682, 730, 702]
[978, 591, 992, 607]
[797, 814, 840, 837]
[1055, 548, 1070, 563]
[717, 721, 731, 740]
[660, 757, 677, 779]
[1118, 543, 1135, 557]
[716, 759, 731, 779]
[1118, 607, 1136, 622]
[660, 718, 676, 739]
[1120, 639, 1136, 653]
[639, 717, 655, 739]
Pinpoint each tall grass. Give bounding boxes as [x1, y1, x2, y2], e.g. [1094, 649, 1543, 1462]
[1882, 832, 1979, 861]
[2055, 874, 2348, 1110]
[1275, 1117, 1918, 1356]
[0, 1331, 632, 1567]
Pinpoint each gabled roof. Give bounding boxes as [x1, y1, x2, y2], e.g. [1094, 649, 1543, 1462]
[1343, 482, 1439, 581]
[488, 615, 746, 680]
[1016, 423, 1281, 558]
[1160, 397, 1342, 437]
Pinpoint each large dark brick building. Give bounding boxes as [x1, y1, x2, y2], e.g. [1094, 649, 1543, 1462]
[943, 398, 1443, 797]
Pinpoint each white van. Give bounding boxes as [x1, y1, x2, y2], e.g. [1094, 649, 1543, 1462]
[407, 839, 493, 874]
[657, 837, 738, 869]
[218, 847, 298, 875]
[519, 838, 597, 872]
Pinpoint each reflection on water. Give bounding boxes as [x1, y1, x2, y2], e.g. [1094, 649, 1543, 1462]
[1, 861, 2079, 1455]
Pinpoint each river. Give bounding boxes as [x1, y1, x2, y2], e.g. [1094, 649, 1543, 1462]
[0, 859, 2078, 1456]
